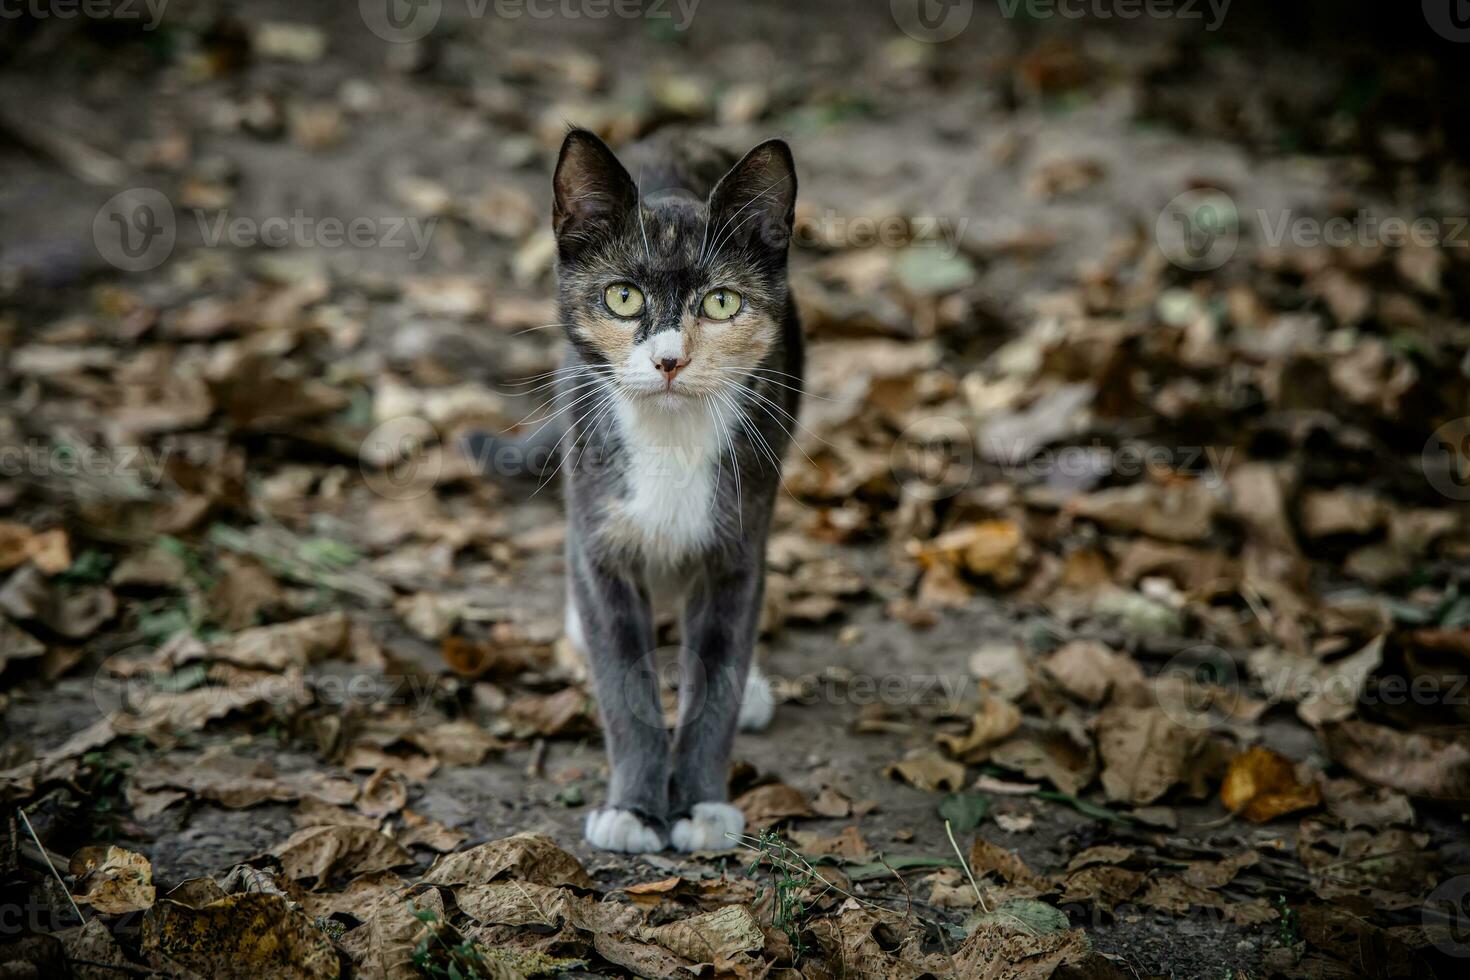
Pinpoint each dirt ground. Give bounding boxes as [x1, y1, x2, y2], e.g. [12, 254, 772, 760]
[3, 2, 1470, 978]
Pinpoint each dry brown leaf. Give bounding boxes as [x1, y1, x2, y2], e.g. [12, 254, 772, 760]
[70, 845, 155, 914]
[1299, 489, 1386, 539]
[969, 837, 1046, 888]
[143, 892, 339, 980]
[1220, 746, 1322, 822]
[1040, 640, 1145, 705]
[1323, 720, 1470, 802]
[339, 886, 445, 980]
[913, 520, 1028, 587]
[636, 904, 764, 964]
[1070, 480, 1218, 542]
[396, 809, 467, 852]
[404, 719, 502, 766]
[989, 730, 1096, 797]
[201, 612, 349, 671]
[936, 696, 1022, 760]
[422, 832, 594, 889]
[1096, 705, 1209, 805]
[789, 826, 874, 862]
[505, 687, 596, 738]
[0, 523, 71, 574]
[884, 752, 966, 793]
[357, 768, 408, 819]
[268, 825, 413, 884]
[734, 782, 814, 829]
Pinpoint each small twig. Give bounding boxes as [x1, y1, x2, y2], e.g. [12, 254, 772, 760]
[943, 819, 987, 914]
[18, 806, 86, 925]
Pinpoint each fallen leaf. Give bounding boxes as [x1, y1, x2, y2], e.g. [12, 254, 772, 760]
[1220, 746, 1322, 822]
[422, 832, 594, 889]
[936, 696, 1022, 760]
[1096, 705, 1210, 805]
[268, 825, 413, 884]
[396, 809, 467, 852]
[884, 753, 966, 793]
[735, 782, 814, 830]
[636, 904, 764, 964]
[1323, 720, 1470, 802]
[1040, 640, 1145, 705]
[70, 845, 155, 914]
[143, 892, 339, 980]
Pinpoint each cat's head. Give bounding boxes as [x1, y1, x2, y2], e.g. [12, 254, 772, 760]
[550, 129, 796, 407]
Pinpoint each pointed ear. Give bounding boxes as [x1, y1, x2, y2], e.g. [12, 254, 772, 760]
[708, 138, 797, 254]
[552, 129, 637, 240]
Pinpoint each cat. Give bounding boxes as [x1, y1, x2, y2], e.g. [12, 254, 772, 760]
[474, 128, 801, 853]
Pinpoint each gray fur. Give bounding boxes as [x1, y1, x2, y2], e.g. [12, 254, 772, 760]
[545, 129, 802, 848]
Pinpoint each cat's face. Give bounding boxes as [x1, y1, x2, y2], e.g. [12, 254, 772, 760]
[550, 131, 796, 408]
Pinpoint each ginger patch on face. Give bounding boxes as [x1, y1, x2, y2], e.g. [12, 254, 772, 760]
[573, 306, 638, 365]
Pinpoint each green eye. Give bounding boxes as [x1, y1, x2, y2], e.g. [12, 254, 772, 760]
[701, 288, 742, 321]
[604, 283, 645, 318]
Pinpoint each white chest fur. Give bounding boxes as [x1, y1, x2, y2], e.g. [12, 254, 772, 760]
[608, 396, 726, 568]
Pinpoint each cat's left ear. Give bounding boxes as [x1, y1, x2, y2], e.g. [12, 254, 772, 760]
[708, 139, 797, 254]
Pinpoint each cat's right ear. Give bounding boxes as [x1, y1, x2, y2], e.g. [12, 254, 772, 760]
[552, 129, 637, 243]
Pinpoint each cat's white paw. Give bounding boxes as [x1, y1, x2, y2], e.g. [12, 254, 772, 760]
[671, 802, 745, 852]
[584, 807, 664, 853]
[738, 664, 775, 732]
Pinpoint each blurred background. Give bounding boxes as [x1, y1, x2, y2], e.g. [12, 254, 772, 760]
[3, 2, 1470, 977]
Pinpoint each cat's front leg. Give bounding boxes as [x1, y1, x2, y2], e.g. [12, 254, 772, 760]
[668, 562, 762, 852]
[570, 547, 669, 852]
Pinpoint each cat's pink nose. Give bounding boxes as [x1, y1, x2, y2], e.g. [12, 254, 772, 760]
[654, 356, 689, 382]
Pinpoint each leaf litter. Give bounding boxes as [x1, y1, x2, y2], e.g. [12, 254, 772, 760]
[3, 7, 1470, 979]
